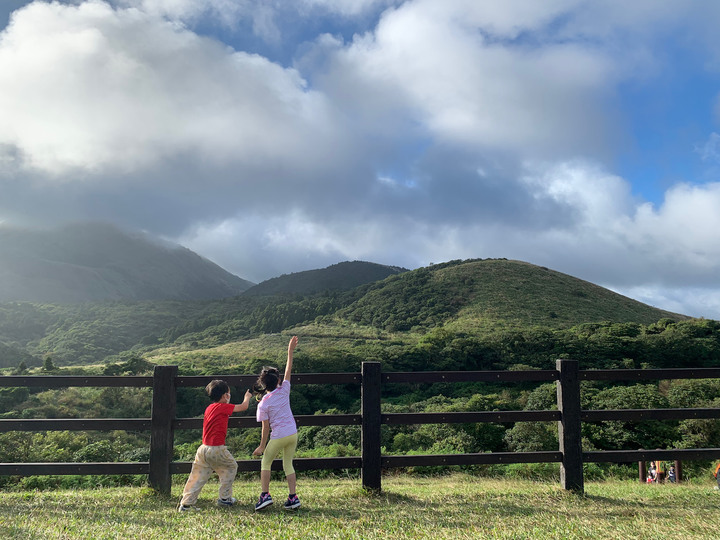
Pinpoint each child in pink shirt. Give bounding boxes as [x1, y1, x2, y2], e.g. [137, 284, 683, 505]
[252, 335, 301, 511]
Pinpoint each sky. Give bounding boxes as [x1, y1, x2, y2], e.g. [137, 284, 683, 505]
[1, 1, 720, 319]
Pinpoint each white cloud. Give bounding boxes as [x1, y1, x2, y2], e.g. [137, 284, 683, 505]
[311, 0, 619, 161]
[609, 285, 720, 320]
[499, 164, 720, 303]
[628, 183, 720, 272]
[0, 1, 342, 176]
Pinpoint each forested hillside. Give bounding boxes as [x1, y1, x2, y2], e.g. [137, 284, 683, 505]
[336, 259, 684, 331]
[243, 260, 407, 296]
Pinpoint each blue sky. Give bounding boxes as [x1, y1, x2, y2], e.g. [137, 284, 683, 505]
[616, 52, 719, 203]
[1, 0, 720, 319]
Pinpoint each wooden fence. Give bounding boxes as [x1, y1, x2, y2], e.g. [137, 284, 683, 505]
[2, 360, 720, 495]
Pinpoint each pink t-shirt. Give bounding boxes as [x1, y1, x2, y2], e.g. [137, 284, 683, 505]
[256, 381, 296, 439]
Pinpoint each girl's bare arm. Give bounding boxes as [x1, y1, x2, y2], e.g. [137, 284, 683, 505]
[284, 335, 298, 383]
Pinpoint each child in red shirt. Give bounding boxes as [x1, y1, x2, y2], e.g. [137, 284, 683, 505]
[178, 380, 252, 511]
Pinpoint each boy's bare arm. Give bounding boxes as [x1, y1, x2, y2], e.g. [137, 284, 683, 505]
[233, 390, 253, 413]
[284, 335, 298, 383]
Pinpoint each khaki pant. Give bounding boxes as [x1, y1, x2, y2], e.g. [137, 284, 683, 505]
[180, 445, 238, 506]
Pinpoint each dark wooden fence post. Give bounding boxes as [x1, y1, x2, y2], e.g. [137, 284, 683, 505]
[361, 362, 382, 492]
[149, 365, 178, 495]
[639, 460, 647, 483]
[557, 359, 584, 493]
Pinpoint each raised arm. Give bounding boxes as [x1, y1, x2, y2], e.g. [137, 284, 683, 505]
[283, 335, 298, 383]
[233, 390, 253, 413]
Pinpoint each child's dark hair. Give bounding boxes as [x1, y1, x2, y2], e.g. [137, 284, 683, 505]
[206, 380, 229, 402]
[254, 366, 280, 395]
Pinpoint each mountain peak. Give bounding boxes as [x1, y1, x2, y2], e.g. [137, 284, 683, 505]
[0, 222, 254, 303]
[243, 260, 408, 296]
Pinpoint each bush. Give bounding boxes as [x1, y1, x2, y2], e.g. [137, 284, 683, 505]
[72, 441, 117, 463]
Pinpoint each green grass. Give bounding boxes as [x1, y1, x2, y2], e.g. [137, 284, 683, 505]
[1, 474, 717, 539]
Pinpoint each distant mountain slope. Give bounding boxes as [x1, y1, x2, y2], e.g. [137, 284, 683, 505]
[0, 223, 254, 303]
[337, 259, 687, 331]
[243, 261, 408, 296]
[0, 340, 37, 370]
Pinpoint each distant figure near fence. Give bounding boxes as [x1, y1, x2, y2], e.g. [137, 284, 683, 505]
[668, 465, 676, 483]
[647, 462, 656, 483]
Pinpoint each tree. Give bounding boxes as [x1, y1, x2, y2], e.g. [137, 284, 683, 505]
[583, 384, 676, 450]
[12, 360, 27, 375]
[42, 354, 56, 372]
[505, 422, 558, 452]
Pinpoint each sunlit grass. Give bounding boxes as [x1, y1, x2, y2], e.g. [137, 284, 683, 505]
[1, 474, 717, 539]
[144, 324, 416, 371]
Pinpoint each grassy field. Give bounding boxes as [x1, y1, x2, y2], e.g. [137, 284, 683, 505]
[1, 474, 717, 539]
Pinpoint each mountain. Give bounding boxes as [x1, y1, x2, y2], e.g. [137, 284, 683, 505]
[243, 261, 408, 296]
[336, 258, 688, 331]
[0, 256, 694, 369]
[0, 223, 254, 303]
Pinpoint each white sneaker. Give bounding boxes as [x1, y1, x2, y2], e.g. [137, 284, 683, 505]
[217, 497, 237, 506]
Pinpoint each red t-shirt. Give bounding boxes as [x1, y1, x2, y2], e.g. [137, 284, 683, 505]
[202, 402, 235, 446]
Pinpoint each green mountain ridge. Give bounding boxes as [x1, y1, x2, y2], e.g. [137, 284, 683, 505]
[243, 260, 407, 297]
[335, 259, 687, 332]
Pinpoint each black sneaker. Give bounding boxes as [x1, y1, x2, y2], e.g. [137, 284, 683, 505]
[255, 493, 273, 511]
[284, 494, 301, 510]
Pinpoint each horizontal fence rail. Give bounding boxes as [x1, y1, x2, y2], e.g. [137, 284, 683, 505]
[382, 370, 559, 383]
[170, 456, 363, 475]
[0, 419, 153, 431]
[382, 410, 561, 424]
[0, 462, 150, 476]
[580, 368, 720, 381]
[2, 363, 720, 494]
[382, 451, 563, 468]
[0, 376, 153, 388]
[581, 408, 720, 422]
[174, 373, 362, 387]
[173, 414, 362, 430]
[583, 448, 720, 463]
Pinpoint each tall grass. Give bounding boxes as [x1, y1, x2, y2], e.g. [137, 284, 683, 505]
[0, 474, 717, 539]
